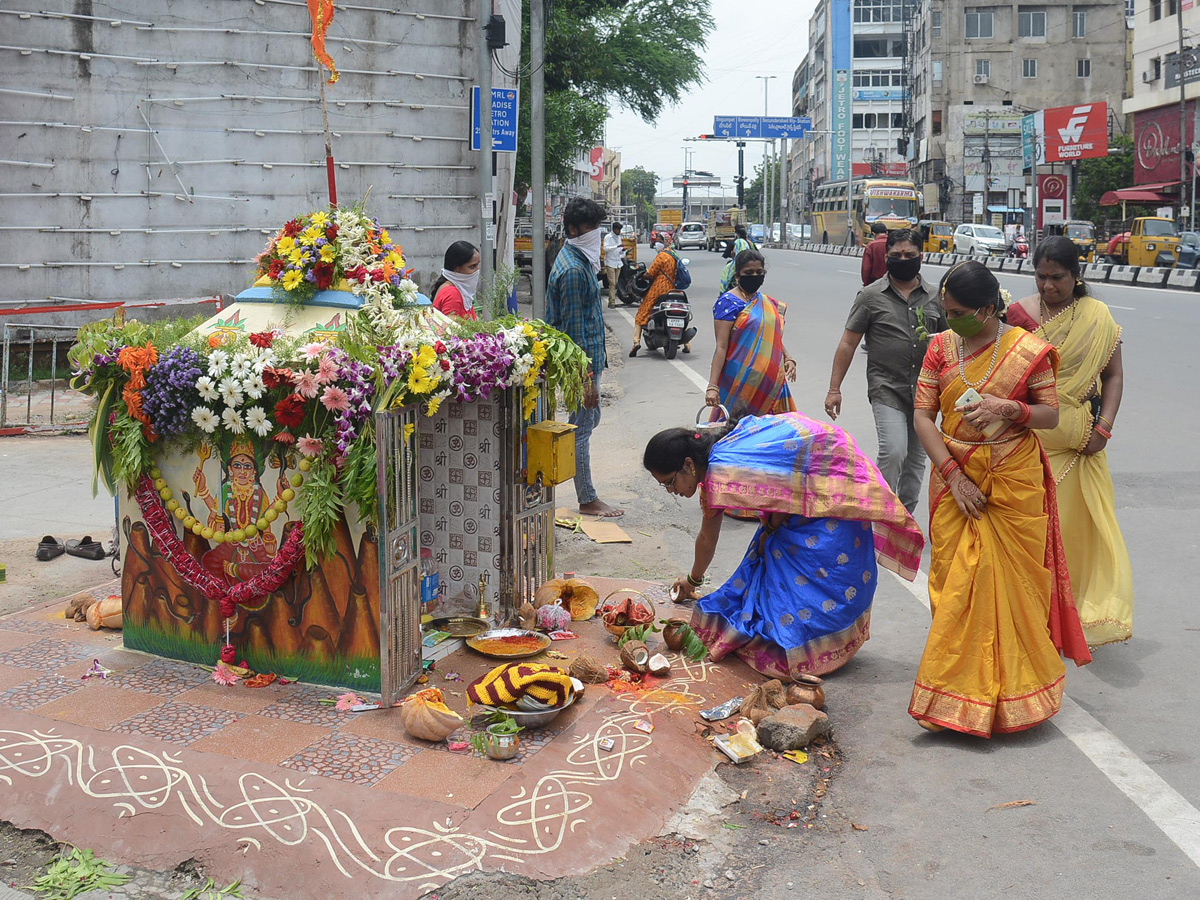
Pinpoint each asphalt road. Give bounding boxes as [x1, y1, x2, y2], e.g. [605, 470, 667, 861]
[585, 245, 1200, 898]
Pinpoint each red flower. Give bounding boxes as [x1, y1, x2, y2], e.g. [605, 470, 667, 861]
[249, 331, 274, 349]
[440, 359, 451, 371]
[268, 260, 284, 279]
[434, 341, 446, 354]
[274, 394, 307, 429]
[346, 265, 368, 283]
[326, 224, 338, 241]
[283, 220, 301, 237]
[262, 366, 293, 390]
[313, 261, 334, 290]
[370, 269, 386, 283]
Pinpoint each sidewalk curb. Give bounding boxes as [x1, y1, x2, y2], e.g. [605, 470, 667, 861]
[0, 885, 36, 900]
[784, 242, 1200, 293]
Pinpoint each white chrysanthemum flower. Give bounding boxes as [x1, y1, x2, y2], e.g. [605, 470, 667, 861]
[207, 349, 229, 378]
[218, 377, 244, 408]
[230, 353, 253, 379]
[191, 406, 218, 433]
[221, 407, 245, 434]
[243, 374, 266, 400]
[195, 376, 219, 403]
[245, 406, 271, 437]
[252, 348, 275, 371]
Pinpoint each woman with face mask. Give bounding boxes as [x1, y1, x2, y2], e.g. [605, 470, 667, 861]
[1005, 237, 1132, 649]
[705, 249, 797, 417]
[431, 240, 481, 320]
[908, 261, 1091, 738]
[643, 411, 923, 679]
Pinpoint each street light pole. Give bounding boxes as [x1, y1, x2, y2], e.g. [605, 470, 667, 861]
[530, 0, 546, 319]
[478, 0, 494, 287]
[756, 75, 776, 225]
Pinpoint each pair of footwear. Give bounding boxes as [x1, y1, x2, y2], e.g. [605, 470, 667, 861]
[36, 535, 106, 562]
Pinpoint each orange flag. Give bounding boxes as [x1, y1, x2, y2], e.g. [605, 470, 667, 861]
[307, 0, 338, 84]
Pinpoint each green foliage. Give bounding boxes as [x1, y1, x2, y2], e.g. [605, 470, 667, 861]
[515, 0, 712, 188]
[340, 431, 378, 527]
[26, 847, 131, 900]
[659, 619, 708, 661]
[618, 622, 659, 646]
[1074, 135, 1134, 225]
[181, 878, 244, 900]
[478, 264, 521, 320]
[745, 156, 784, 223]
[469, 710, 524, 754]
[109, 409, 151, 490]
[297, 455, 341, 568]
[622, 167, 660, 231]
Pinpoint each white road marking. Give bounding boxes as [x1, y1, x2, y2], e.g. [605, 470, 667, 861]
[1109, 305, 1137, 310]
[888, 569, 1200, 866]
[613, 307, 708, 394]
[838, 269, 860, 275]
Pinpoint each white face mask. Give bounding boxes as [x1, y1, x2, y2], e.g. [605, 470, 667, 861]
[567, 227, 603, 272]
[441, 268, 479, 310]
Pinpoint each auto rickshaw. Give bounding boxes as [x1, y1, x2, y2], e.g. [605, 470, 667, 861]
[918, 219, 954, 253]
[1047, 220, 1097, 263]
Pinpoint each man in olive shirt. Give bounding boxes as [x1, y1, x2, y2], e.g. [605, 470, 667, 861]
[825, 228, 946, 514]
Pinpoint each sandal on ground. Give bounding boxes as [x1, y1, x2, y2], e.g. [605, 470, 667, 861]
[682, 345, 691, 354]
[35, 535, 65, 561]
[629, 345, 640, 358]
[65, 535, 107, 561]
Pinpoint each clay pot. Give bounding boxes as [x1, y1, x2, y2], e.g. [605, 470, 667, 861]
[662, 618, 690, 651]
[786, 674, 826, 711]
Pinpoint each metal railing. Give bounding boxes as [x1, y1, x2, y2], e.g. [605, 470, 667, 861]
[0, 322, 83, 429]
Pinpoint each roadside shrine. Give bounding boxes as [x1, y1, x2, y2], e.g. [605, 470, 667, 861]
[69, 205, 590, 699]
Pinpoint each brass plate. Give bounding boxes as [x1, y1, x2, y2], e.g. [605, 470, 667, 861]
[429, 616, 490, 638]
[465, 628, 552, 660]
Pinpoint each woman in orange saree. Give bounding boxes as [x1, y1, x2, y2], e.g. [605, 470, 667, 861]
[909, 262, 1090, 738]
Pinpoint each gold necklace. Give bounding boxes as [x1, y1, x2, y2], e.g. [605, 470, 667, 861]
[957, 321, 1006, 388]
[1038, 297, 1077, 345]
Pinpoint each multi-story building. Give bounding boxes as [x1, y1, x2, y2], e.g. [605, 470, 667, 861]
[591, 148, 622, 208]
[908, 0, 1127, 222]
[1122, 0, 1200, 206]
[793, 0, 911, 192]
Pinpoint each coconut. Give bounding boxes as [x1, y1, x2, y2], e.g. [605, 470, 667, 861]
[569, 654, 610, 685]
[534, 578, 600, 621]
[646, 653, 672, 676]
[517, 601, 537, 630]
[619, 640, 650, 674]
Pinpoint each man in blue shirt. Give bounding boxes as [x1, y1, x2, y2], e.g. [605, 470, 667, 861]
[546, 197, 623, 518]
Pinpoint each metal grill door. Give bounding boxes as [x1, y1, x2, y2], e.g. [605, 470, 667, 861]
[375, 406, 422, 706]
[500, 389, 555, 619]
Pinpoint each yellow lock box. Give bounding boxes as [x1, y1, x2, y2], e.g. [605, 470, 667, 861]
[526, 420, 577, 485]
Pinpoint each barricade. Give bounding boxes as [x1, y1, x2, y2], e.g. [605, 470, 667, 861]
[1083, 263, 1111, 282]
[1108, 266, 1139, 283]
[1134, 267, 1170, 286]
[1166, 267, 1200, 290]
[1000, 258, 1023, 272]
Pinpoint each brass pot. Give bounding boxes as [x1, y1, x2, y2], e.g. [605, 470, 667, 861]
[485, 726, 521, 761]
[786, 674, 826, 711]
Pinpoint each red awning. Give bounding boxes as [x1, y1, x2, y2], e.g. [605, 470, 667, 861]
[1100, 182, 1181, 206]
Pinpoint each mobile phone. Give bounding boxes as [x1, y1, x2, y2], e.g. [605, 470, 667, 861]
[955, 388, 1005, 438]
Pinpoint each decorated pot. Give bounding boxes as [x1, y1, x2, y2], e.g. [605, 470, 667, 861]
[485, 725, 521, 761]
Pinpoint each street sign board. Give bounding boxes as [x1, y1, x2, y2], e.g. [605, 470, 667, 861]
[735, 116, 763, 138]
[471, 86, 519, 153]
[713, 116, 736, 137]
[762, 116, 812, 138]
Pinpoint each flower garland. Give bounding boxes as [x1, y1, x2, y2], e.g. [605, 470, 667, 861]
[135, 473, 306, 663]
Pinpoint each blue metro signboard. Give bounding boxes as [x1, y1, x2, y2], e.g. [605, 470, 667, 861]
[471, 86, 519, 153]
[714, 116, 812, 140]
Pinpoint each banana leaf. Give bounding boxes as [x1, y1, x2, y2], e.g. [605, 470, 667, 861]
[88, 380, 118, 497]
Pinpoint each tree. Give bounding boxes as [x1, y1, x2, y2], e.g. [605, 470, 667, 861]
[1073, 135, 1134, 225]
[515, 0, 712, 190]
[744, 157, 784, 223]
[621, 166, 658, 231]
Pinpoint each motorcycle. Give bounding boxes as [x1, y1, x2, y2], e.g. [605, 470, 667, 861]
[1008, 236, 1029, 259]
[616, 257, 648, 306]
[642, 288, 697, 360]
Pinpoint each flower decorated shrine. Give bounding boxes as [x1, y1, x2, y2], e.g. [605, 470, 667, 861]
[72, 206, 588, 699]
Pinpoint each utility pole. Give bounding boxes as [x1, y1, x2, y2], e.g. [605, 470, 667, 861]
[983, 112, 991, 224]
[736, 141, 746, 208]
[478, 0, 493, 287]
[530, 0, 546, 319]
[756, 75, 776, 224]
[1179, 5, 1188, 222]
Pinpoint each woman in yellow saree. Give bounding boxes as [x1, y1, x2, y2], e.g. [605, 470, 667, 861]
[910, 262, 1091, 737]
[1007, 237, 1132, 646]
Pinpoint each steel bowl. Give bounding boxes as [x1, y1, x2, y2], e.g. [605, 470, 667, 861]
[473, 689, 580, 729]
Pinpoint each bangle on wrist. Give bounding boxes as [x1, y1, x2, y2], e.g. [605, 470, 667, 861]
[1094, 422, 1112, 440]
[686, 572, 704, 588]
[1098, 414, 1114, 429]
[827, 387, 841, 394]
[937, 457, 961, 479]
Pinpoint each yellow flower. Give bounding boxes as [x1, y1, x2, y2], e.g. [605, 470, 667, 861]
[288, 247, 307, 266]
[407, 365, 436, 395]
[299, 226, 323, 246]
[414, 345, 438, 369]
[425, 395, 443, 416]
[281, 269, 304, 291]
[386, 250, 404, 269]
[310, 211, 330, 229]
[380, 229, 393, 245]
[522, 394, 538, 420]
[319, 244, 336, 262]
[275, 236, 295, 254]
[403, 422, 415, 444]
[522, 323, 536, 339]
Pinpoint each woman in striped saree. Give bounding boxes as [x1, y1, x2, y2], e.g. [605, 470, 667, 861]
[704, 249, 797, 416]
[645, 412, 923, 679]
[909, 261, 1090, 738]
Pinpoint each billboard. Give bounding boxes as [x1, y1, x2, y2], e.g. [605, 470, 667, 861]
[830, 0, 852, 182]
[1133, 105, 1195, 184]
[589, 147, 604, 182]
[1042, 102, 1109, 162]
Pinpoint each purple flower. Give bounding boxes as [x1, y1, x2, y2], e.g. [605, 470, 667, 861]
[142, 346, 203, 438]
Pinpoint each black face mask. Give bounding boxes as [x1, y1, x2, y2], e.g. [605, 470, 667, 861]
[738, 273, 765, 294]
[886, 255, 921, 282]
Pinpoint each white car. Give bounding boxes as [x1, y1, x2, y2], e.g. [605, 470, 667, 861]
[953, 224, 1008, 256]
[674, 222, 706, 250]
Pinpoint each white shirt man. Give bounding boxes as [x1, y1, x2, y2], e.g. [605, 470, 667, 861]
[602, 226, 626, 308]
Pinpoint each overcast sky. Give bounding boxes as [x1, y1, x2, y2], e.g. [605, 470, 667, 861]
[605, 0, 819, 191]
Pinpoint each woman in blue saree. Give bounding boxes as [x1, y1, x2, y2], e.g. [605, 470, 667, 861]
[645, 412, 923, 679]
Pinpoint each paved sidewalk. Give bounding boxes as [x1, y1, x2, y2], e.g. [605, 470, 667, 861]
[0, 578, 767, 900]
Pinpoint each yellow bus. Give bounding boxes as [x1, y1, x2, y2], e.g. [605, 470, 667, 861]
[811, 178, 921, 246]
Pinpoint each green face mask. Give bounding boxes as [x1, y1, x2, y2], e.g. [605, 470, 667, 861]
[946, 308, 991, 338]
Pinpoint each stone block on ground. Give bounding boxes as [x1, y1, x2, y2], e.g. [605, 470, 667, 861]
[756, 703, 830, 751]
